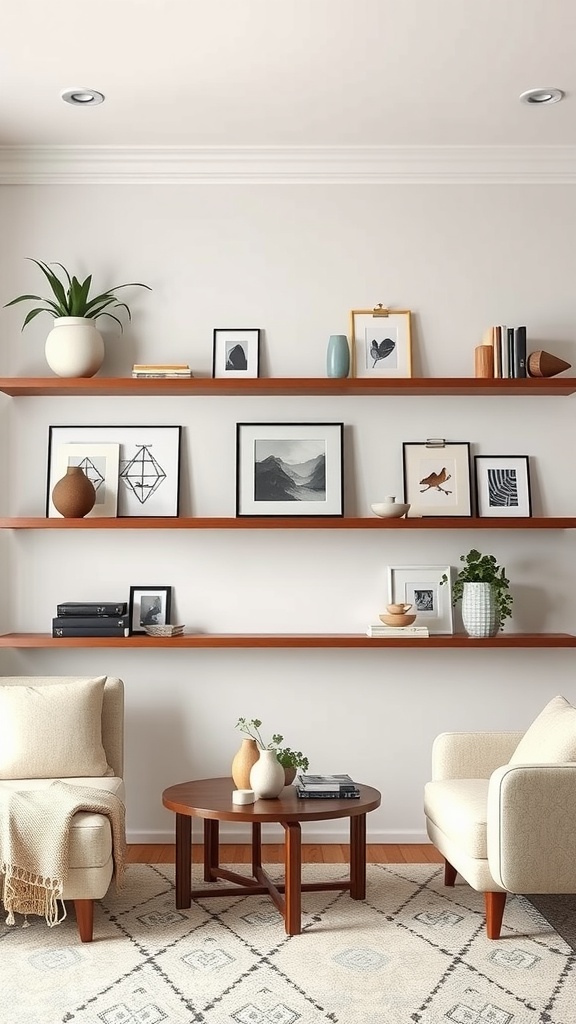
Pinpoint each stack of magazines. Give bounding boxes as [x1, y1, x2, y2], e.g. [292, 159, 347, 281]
[131, 363, 194, 378]
[296, 774, 360, 799]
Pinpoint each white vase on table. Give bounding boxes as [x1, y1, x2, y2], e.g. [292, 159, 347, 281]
[249, 749, 285, 799]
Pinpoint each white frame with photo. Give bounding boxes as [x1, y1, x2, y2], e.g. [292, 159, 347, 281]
[349, 306, 412, 378]
[236, 421, 344, 517]
[388, 565, 454, 634]
[47, 442, 120, 518]
[47, 425, 182, 517]
[212, 328, 261, 378]
[474, 455, 532, 518]
[128, 585, 172, 635]
[403, 440, 472, 518]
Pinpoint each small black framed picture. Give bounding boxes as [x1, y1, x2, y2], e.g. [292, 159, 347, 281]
[212, 328, 260, 378]
[129, 585, 172, 634]
[474, 456, 532, 517]
[402, 440, 472, 518]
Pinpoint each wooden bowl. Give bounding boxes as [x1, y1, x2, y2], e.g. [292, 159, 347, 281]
[379, 613, 417, 627]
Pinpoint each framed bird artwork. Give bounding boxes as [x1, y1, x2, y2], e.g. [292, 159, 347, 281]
[349, 306, 412, 378]
[402, 440, 473, 518]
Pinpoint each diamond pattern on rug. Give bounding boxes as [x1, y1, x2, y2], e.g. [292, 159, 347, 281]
[1, 863, 575, 1024]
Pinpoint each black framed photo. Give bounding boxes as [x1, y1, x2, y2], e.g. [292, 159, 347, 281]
[474, 455, 532, 517]
[129, 585, 172, 634]
[47, 425, 182, 517]
[402, 440, 472, 518]
[236, 422, 344, 517]
[212, 328, 260, 378]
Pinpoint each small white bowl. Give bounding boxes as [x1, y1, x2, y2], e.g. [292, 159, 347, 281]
[371, 502, 410, 519]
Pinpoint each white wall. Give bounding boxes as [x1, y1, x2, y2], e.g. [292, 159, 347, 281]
[1, 182, 575, 843]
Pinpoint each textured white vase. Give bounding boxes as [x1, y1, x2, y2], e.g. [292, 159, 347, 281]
[461, 582, 499, 637]
[249, 749, 285, 799]
[45, 317, 105, 378]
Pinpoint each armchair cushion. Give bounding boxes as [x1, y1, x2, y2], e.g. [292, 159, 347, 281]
[509, 695, 576, 765]
[425, 779, 489, 859]
[0, 676, 112, 779]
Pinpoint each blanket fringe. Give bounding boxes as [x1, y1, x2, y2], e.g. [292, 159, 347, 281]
[1, 862, 65, 927]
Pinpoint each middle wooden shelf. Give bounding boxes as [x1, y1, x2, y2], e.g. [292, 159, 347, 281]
[1, 517, 574, 530]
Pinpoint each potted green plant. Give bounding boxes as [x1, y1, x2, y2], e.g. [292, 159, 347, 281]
[4, 258, 151, 378]
[234, 717, 309, 788]
[441, 548, 513, 636]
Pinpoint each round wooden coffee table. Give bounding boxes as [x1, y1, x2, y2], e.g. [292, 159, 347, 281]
[162, 777, 381, 935]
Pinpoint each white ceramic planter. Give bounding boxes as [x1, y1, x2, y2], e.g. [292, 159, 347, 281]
[45, 317, 105, 378]
[461, 581, 499, 637]
[249, 749, 285, 799]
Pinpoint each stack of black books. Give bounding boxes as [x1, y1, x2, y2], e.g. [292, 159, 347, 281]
[296, 774, 360, 799]
[52, 601, 129, 638]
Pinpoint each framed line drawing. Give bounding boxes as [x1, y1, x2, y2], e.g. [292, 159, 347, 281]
[47, 425, 182, 517]
[402, 440, 472, 518]
[212, 328, 261, 378]
[388, 564, 454, 634]
[129, 585, 172, 635]
[474, 455, 532, 517]
[47, 442, 120, 518]
[349, 305, 412, 378]
[236, 422, 344, 517]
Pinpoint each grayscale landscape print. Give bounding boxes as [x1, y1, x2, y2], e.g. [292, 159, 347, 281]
[254, 438, 326, 502]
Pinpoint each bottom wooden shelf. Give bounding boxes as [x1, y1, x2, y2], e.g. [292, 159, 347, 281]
[0, 633, 575, 649]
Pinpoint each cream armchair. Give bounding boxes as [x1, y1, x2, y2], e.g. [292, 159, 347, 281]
[424, 695, 576, 938]
[0, 675, 125, 941]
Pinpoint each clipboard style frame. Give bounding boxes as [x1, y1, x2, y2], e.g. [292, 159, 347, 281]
[349, 304, 412, 378]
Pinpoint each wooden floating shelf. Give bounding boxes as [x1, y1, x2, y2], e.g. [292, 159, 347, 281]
[1, 517, 574, 530]
[1, 633, 575, 649]
[0, 376, 575, 397]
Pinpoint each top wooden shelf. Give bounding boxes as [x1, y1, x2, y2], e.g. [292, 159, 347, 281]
[0, 376, 575, 397]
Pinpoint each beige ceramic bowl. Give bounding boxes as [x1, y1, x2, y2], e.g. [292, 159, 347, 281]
[379, 612, 417, 627]
[370, 501, 410, 518]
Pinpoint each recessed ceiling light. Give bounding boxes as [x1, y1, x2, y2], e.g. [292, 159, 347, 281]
[60, 88, 105, 107]
[519, 88, 564, 105]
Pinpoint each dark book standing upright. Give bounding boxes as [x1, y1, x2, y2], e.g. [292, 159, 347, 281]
[507, 327, 515, 379]
[513, 326, 527, 378]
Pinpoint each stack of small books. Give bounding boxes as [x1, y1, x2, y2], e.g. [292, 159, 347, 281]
[296, 774, 360, 799]
[131, 363, 194, 378]
[366, 623, 429, 638]
[52, 601, 129, 638]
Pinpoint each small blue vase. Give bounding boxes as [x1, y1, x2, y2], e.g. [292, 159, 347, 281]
[326, 334, 350, 378]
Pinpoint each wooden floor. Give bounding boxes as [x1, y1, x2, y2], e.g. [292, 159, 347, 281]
[127, 843, 443, 864]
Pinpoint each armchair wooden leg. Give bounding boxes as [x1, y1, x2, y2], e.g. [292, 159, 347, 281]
[444, 858, 457, 886]
[484, 891, 507, 939]
[74, 899, 94, 942]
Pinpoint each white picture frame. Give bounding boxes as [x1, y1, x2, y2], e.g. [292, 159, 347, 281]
[47, 442, 120, 518]
[349, 307, 412, 378]
[212, 328, 261, 378]
[47, 425, 182, 517]
[388, 564, 454, 634]
[402, 440, 472, 518]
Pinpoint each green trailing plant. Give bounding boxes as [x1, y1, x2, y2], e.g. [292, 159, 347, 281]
[235, 717, 309, 770]
[441, 548, 513, 629]
[4, 258, 151, 332]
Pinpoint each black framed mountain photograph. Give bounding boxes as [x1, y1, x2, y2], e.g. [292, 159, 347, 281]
[235, 422, 344, 517]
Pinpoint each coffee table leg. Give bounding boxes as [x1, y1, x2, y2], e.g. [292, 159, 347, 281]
[175, 813, 192, 909]
[252, 822, 262, 876]
[284, 821, 302, 935]
[350, 813, 367, 899]
[204, 819, 219, 881]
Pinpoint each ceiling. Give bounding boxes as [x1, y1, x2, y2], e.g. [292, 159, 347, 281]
[1, 0, 575, 150]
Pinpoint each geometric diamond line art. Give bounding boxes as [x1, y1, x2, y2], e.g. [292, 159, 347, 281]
[75, 456, 105, 493]
[119, 445, 167, 504]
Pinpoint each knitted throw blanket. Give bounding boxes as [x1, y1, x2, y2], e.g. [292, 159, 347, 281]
[0, 780, 125, 927]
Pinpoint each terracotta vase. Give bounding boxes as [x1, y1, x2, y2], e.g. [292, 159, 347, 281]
[51, 465, 96, 518]
[283, 765, 297, 786]
[231, 737, 260, 790]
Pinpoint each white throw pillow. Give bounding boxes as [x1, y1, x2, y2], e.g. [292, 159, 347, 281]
[0, 676, 112, 779]
[509, 695, 576, 764]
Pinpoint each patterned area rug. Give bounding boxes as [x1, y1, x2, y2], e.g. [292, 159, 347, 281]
[2, 863, 575, 1024]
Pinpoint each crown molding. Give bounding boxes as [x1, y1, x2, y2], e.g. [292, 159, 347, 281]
[0, 145, 576, 184]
